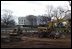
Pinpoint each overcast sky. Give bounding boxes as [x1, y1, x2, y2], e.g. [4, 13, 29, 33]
[1, 1, 71, 24]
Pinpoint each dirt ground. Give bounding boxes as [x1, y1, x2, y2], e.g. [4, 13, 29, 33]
[1, 36, 71, 48]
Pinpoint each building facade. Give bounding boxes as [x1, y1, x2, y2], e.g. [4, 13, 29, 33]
[18, 16, 51, 25]
[18, 17, 31, 25]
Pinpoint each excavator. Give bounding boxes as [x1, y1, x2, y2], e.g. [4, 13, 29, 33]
[37, 18, 70, 39]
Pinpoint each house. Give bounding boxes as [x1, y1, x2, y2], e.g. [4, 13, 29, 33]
[18, 16, 51, 26]
[18, 17, 31, 25]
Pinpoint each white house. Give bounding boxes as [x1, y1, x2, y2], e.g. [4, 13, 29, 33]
[18, 17, 31, 25]
[18, 16, 51, 25]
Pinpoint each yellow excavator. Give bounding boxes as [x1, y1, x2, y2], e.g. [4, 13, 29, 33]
[37, 18, 69, 38]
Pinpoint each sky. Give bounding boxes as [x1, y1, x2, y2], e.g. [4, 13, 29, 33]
[1, 1, 71, 24]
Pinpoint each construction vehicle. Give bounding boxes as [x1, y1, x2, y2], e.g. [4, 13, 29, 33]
[37, 19, 69, 39]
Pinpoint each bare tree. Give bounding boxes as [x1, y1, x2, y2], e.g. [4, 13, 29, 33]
[52, 6, 69, 21]
[46, 5, 69, 28]
[46, 5, 54, 17]
[1, 9, 15, 27]
[46, 4, 70, 20]
[62, 1, 71, 20]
